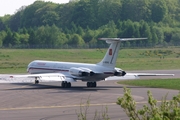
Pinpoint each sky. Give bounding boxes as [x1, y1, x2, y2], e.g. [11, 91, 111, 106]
[0, 0, 69, 16]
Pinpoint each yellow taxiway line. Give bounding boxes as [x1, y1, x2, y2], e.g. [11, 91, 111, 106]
[0, 101, 162, 111]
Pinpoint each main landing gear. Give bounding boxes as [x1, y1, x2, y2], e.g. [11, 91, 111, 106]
[35, 77, 39, 84]
[87, 82, 97, 87]
[61, 81, 71, 88]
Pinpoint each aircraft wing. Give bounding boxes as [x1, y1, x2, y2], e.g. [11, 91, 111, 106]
[0, 73, 76, 83]
[105, 72, 174, 81]
[105, 75, 139, 81]
[126, 73, 174, 76]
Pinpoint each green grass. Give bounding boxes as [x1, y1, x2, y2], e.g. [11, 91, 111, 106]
[118, 78, 180, 90]
[1, 48, 180, 90]
[0, 47, 179, 73]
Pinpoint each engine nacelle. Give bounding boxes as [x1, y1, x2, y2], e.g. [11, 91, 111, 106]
[69, 67, 94, 77]
[79, 67, 95, 76]
[114, 68, 126, 76]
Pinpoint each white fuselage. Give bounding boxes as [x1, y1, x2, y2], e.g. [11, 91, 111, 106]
[27, 60, 115, 81]
[26, 38, 143, 83]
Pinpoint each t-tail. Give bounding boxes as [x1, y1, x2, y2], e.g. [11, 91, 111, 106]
[97, 38, 147, 68]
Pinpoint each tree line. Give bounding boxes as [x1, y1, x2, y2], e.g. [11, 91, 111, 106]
[0, 0, 180, 48]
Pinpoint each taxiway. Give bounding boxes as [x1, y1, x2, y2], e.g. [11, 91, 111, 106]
[0, 70, 179, 120]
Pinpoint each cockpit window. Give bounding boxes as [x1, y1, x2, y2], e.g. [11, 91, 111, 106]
[28, 61, 35, 67]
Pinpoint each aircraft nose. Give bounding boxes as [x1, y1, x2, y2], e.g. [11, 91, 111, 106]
[27, 67, 30, 73]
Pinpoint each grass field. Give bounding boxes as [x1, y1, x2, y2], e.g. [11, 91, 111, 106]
[117, 78, 180, 90]
[0, 47, 180, 73]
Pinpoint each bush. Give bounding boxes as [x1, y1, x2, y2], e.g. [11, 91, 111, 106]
[76, 99, 110, 120]
[117, 87, 180, 120]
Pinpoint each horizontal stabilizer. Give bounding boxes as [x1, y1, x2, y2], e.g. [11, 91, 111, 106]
[99, 38, 147, 42]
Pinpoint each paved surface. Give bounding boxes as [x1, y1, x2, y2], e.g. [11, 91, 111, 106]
[0, 70, 179, 120]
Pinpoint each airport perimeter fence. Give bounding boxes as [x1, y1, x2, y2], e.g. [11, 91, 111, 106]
[0, 42, 179, 49]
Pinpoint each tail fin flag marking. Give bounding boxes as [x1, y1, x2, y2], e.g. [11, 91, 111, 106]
[109, 49, 112, 56]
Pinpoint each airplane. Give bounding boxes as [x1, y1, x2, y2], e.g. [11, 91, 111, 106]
[0, 38, 174, 88]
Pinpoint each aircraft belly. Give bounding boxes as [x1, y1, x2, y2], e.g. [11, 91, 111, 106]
[80, 74, 110, 82]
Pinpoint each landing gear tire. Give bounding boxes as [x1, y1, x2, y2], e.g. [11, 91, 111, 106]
[87, 82, 97, 87]
[68, 82, 71, 88]
[35, 77, 39, 84]
[61, 81, 71, 88]
[35, 80, 39, 84]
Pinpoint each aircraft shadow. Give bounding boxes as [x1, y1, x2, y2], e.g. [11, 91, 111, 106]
[8, 83, 152, 92]
[7, 83, 109, 92]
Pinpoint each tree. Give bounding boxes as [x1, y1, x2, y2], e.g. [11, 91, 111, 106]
[9, 11, 22, 31]
[77, 26, 84, 36]
[83, 29, 95, 43]
[19, 33, 29, 45]
[21, 1, 48, 27]
[35, 25, 48, 46]
[98, 21, 118, 38]
[121, 0, 151, 21]
[28, 27, 36, 46]
[3, 27, 13, 47]
[98, 0, 122, 26]
[0, 18, 6, 31]
[0, 31, 7, 47]
[71, 0, 90, 28]
[56, 32, 68, 47]
[152, 26, 164, 44]
[139, 21, 152, 46]
[1, 0, 180, 47]
[12, 32, 21, 45]
[151, 28, 158, 46]
[46, 24, 61, 46]
[35, 3, 59, 26]
[133, 22, 141, 37]
[151, 0, 168, 23]
[35, 24, 62, 47]
[69, 34, 85, 47]
[171, 32, 180, 46]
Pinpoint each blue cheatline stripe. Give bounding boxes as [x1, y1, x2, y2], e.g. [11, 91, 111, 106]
[29, 67, 69, 72]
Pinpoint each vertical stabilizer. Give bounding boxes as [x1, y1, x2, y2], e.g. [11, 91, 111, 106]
[97, 40, 120, 68]
[97, 38, 147, 68]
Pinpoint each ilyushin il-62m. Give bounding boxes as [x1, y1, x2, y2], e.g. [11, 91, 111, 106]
[0, 38, 174, 88]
